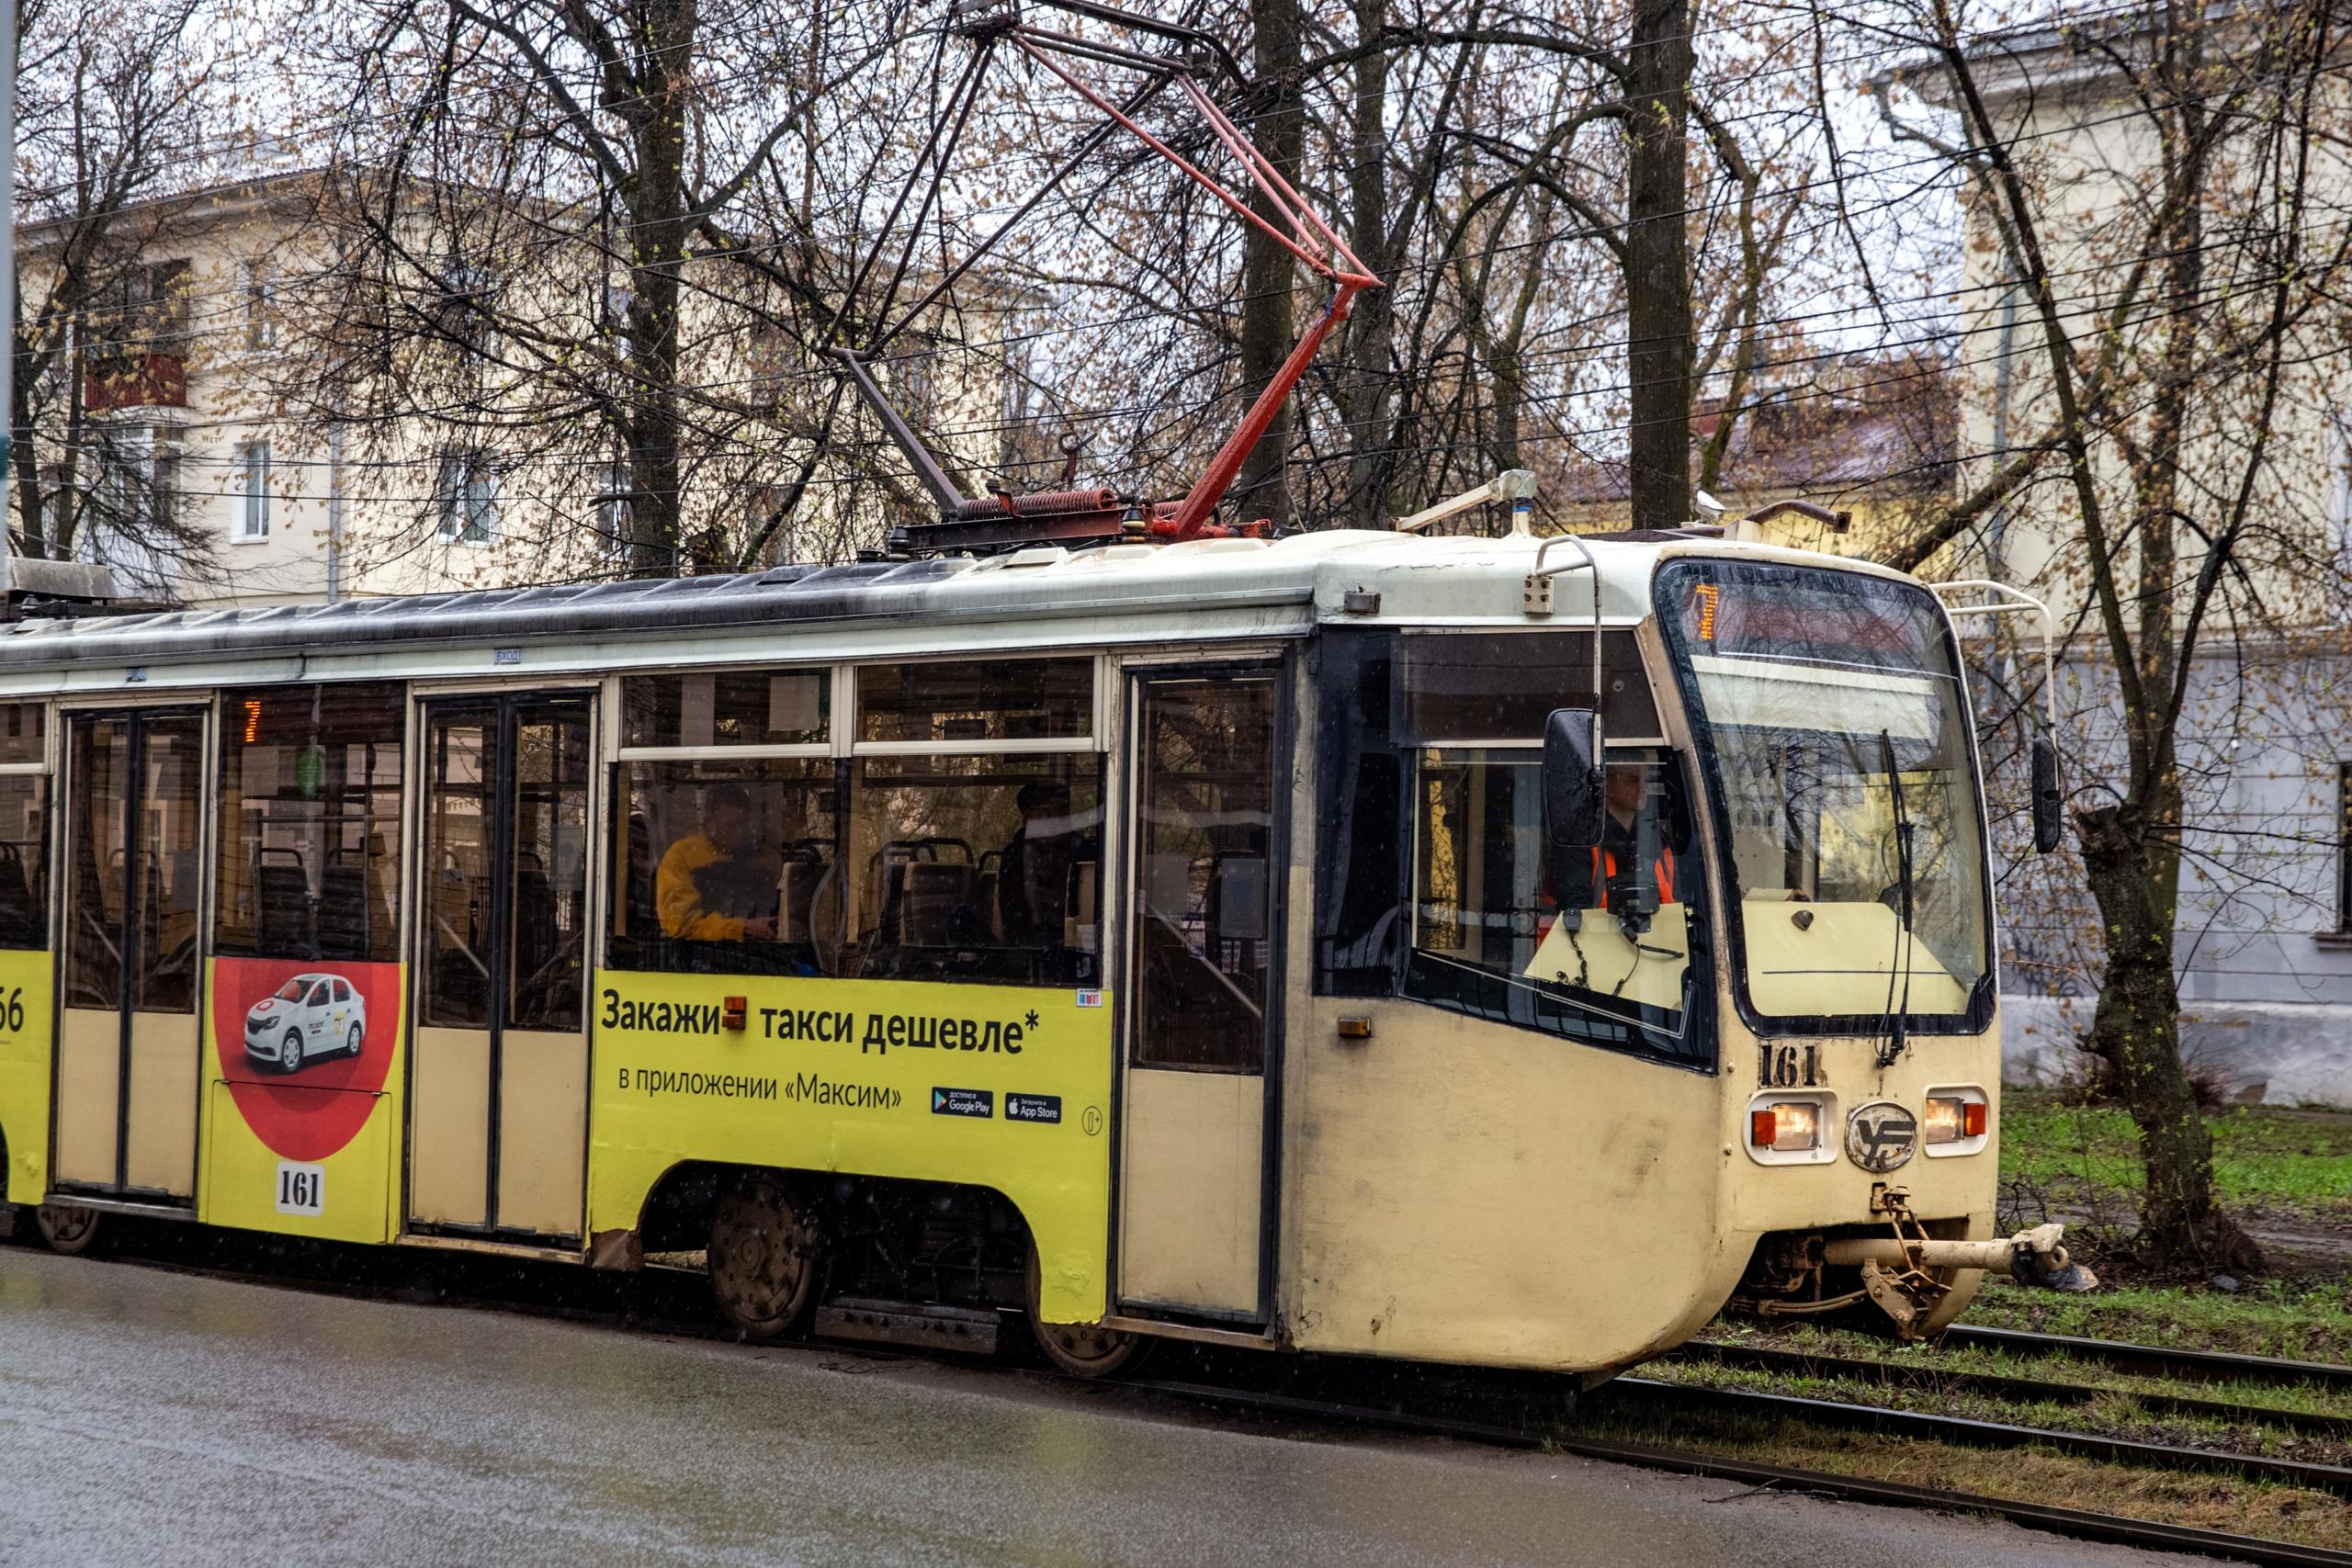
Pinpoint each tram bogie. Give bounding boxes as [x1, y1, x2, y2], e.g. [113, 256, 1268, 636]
[0, 530, 2072, 1372]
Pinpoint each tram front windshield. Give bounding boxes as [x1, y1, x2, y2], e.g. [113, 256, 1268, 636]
[1657, 559, 1992, 1032]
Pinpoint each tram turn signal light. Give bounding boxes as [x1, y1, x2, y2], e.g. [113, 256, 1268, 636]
[1750, 1102, 1820, 1152]
[1925, 1096, 1988, 1145]
[721, 996, 748, 1031]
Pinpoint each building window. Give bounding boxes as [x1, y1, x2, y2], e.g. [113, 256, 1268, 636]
[241, 264, 277, 351]
[234, 441, 270, 541]
[435, 451, 497, 545]
[2338, 762, 2352, 932]
[435, 261, 499, 359]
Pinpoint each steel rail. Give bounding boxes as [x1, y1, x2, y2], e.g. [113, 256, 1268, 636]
[1939, 1324, 2352, 1393]
[1674, 1339, 2352, 1441]
[1603, 1376, 2352, 1497]
[1130, 1378, 2352, 1568]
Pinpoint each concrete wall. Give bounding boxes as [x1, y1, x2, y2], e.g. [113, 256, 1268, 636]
[1994, 645, 2352, 1109]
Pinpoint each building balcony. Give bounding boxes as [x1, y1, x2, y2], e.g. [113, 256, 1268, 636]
[85, 353, 188, 413]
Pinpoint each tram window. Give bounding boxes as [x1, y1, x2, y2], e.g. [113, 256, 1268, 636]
[215, 682, 404, 964]
[845, 753, 1102, 987]
[422, 717, 493, 1030]
[135, 721, 203, 1013]
[608, 757, 840, 976]
[65, 721, 129, 1008]
[1315, 630, 1708, 1064]
[0, 774, 48, 950]
[511, 708, 591, 1032]
[1395, 631, 1658, 742]
[858, 658, 1091, 743]
[622, 670, 828, 750]
[1314, 633, 1402, 994]
[1406, 747, 1704, 1058]
[1133, 675, 1275, 1071]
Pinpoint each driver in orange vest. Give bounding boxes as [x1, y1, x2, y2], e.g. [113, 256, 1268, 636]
[1591, 762, 1676, 909]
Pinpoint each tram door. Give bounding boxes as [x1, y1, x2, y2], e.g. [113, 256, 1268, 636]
[1116, 667, 1281, 1322]
[53, 709, 208, 1201]
[408, 694, 594, 1241]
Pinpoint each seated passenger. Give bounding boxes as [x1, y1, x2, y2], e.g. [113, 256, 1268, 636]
[996, 779, 1091, 947]
[657, 784, 779, 941]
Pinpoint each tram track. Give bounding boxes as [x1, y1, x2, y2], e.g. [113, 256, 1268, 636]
[1668, 1338, 2352, 1442]
[16, 1230, 2352, 1567]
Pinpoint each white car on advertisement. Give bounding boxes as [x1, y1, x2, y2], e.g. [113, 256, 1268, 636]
[243, 974, 367, 1073]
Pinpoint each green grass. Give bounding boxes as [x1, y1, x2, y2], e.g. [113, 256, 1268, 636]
[2001, 1089, 2352, 1224]
[1960, 1274, 2352, 1362]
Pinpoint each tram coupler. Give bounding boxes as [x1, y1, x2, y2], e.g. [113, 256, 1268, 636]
[1825, 1224, 2100, 1292]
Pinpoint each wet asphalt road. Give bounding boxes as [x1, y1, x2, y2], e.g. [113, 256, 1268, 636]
[0, 1245, 2211, 1568]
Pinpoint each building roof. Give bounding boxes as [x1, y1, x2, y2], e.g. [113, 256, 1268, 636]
[1557, 362, 1956, 508]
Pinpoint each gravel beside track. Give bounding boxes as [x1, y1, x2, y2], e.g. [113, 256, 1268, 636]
[1670, 1338, 2352, 1441]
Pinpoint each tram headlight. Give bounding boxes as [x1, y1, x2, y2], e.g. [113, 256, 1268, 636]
[1749, 1100, 1820, 1152]
[1921, 1087, 1991, 1156]
[1924, 1095, 1988, 1145]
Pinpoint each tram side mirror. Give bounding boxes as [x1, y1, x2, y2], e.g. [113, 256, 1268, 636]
[1543, 705, 1606, 850]
[2030, 735, 2064, 855]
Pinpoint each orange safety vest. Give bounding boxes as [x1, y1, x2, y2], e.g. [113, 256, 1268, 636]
[1592, 844, 1676, 908]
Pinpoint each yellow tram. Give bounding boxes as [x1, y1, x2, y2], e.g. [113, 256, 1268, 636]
[0, 528, 2074, 1376]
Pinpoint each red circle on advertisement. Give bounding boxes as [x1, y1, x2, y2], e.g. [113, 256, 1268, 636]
[210, 956, 401, 1162]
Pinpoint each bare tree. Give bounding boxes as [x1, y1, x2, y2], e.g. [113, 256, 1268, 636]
[9, 0, 224, 594]
[1869, 0, 2352, 1269]
[289, 0, 921, 578]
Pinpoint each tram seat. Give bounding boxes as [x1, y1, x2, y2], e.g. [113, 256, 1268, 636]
[777, 852, 824, 944]
[973, 851, 1003, 943]
[319, 859, 370, 957]
[894, 862, 971, 947]
[0, 844, 37, 948]
[255, 850, 311, 954]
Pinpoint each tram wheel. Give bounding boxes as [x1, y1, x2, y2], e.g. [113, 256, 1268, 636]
[707, 1172, 820, 1340]
[34, 1203, 103, 1257]
[1025, 1246, 1147, 1379]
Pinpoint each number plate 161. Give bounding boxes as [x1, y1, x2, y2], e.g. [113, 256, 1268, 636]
[275, 1162, 324, 1217]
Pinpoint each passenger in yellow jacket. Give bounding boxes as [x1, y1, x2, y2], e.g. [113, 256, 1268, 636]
[657, 784, 778, 941]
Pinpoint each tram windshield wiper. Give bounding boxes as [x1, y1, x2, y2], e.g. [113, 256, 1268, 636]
[1876, 728, 1917, 1069]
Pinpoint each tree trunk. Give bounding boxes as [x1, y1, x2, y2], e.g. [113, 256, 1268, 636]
[621, 0, 696, 575]
[2075, 800, 2262, 1272]
[1338, 0, 1396, 531]
[11, 324, 45, 558]
[1236, 0, 1302, 529]
[1623, 0, 1692, 531]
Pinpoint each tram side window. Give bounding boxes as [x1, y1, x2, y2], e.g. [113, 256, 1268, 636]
[1314, 629, 1709, 1064]
[624, 671, 828, 749]
[845, 752, 1102, 987]
[216, 682, 404, 964]
[859, 658, 1091, 742]
[0, 702, 48, 950]
[608, 758, 840, 976]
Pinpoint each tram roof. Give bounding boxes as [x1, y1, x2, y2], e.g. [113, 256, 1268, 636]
[0, 530, 1905, 690]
